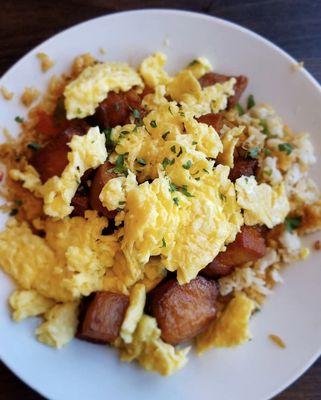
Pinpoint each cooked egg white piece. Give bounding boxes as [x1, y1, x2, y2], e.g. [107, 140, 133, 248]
[235, 175, 290, 228]
[64, 62, 143, 119]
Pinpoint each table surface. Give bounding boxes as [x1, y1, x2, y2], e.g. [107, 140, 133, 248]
[1, 1, 320, 399]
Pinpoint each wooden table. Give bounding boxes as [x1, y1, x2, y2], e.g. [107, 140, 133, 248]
[1, 1, 320, 399]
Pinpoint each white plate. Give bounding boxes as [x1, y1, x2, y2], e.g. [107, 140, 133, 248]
[1, 9, 321, 400]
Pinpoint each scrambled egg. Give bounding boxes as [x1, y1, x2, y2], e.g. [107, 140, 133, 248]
[196, 293, 255, 354]
[11, 127, 107, 219]
[120, 283, 146, 343]
[0, 211, 118, 302]
[36, 302, 79, 348]
[0, 51, 296, 375]
[64, 62, 143, 119]
[235, 176, 290, 228]
[116, 315, 189, 376]
[139, 52, 171, 88]
[9, 289, 55, 321]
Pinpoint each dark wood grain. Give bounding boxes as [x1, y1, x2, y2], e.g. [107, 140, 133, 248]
[0, 1, 320, 399]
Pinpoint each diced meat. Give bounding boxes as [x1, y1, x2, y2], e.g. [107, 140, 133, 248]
[199, 72, 228, 87]
[77, 291, 129, 344]
[94, 91, 129, 128]
[151, 276, 218, 345]
[30, 121, 89, 183]
[0, 171, 3, 183]
[202, 226, 266, 278]
[89, 161, 117, 218]
[229, 158, 258, 182]
[93, 88, 148, 130]
[196, 113, 224, 132]
[228, 75, 248, 108]
[201, 259, 234, 279]
[198, 72, 248, 108]
[35, 110, 62, 139]
[71, 193, 90, 217]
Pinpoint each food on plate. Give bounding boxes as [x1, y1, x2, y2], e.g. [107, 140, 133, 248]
[151, 277, 218, 345]
[0, 51, 320, 376]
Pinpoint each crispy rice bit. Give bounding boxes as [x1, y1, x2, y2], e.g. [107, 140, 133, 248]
[291, 61, 304, 72]
[3, 128, 13, 142]
[21, 87, 40, 107]
[1, 86, 14, 100]
[37, 53, 55, 73]
[70, 53, 96, 78]
[314, 240, 321, 250]
[269, 334, 286, 349]
[298, 200, 321, 234]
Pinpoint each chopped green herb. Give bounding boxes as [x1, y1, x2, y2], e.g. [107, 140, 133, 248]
[173, 197, 179, 206]
[120, 130, 130, 136]
[245, 177, 249, 183]
[9, 208, 18, 216]
[169, 182, 178, 192]
[236, 103, 245, 116]
[203, 168, 209, 174]
[150, 120, 157, 128]
[252, 307, 261, 315]
[179, 111, 185, 117]
[188, 59, 200, 67]
[161, 238, 167, 248]
[248, 146, 260, 159]
[220, 193, 227, 201]
[180, 185, 194, 198]
[14, 199, 23, 207]
[132, 108, 141, 119]
[114, 153, 128, 175]
[182, 160, 192, 170]
[76, 179, 81, 185]
[264, 148, 271, 156]
[278, 142, 293, 155]
[284, 216, 302, 233]
[76, 107, 82, 114]
[177, 147, 183, 157]
[168, 106, 173, 115]
[170, 145, 176, 154]
[192, 141, 197, 145]
[27, 142, 41, 151]
[136, 158, 147, 166]
[162, 131, 170, 140]
[260, 119, 271, 136]
[162, 157, 171, 169]
[264, 168, 273, 176]
[195, 177, 200, 181]
[247, 94, 256, 110]
[169, 159, 175, 165]
[103, 128, 114, 148]
[118, 201, 126, 205]
[15, 116, 24, 123]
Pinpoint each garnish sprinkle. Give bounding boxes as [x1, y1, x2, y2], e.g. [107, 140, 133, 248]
[284, 216, 302, 233]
